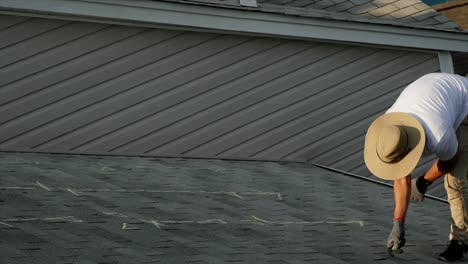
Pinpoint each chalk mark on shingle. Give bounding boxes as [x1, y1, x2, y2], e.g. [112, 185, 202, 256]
[0, 221, 14, 227]
[122, 222, 140, 230]
[104, 212, 227, 229]
[138, 219, 167, 229]
[243, 191, 283, 200]
[35, 181, 51, 191]
[1, 216, 83, 226]
[241, 215, 274, 225]
[241, 215, 364, 226]
[103, 212, 129, 218]
[197, 219, 227, 224]
[0, 211, 363, 230]
[0, 186, 36, 190]
[66, 188, 83, 196]
[4, 182, 283, 200]
[225, 191, 245, 199]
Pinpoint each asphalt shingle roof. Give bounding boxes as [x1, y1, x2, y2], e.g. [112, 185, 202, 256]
[162, 0, 463, 31]
[0, 152, 453, 263]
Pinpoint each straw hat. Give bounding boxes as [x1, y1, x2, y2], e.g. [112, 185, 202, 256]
[364, 112, 426, 180]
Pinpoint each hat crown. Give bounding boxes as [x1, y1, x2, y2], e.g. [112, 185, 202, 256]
[364, 112, 426, 180]
[377, 125, 408, 163]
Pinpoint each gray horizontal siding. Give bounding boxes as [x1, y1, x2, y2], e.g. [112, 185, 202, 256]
[0, 15, 441, 184]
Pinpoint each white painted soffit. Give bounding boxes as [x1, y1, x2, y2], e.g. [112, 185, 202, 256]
[0, 0, 468, 52]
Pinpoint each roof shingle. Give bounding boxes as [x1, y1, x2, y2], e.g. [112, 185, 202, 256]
[0, 152, 454, 263]
[167, 0, 464, 31]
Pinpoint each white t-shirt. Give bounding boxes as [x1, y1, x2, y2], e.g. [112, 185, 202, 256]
[386, 73, 468, 160]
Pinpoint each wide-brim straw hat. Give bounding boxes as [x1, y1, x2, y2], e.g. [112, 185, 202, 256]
[364, 112, 426, 180]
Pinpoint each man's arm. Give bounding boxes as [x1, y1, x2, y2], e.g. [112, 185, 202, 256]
[425, 155, 458, 182]
[387, 155, 459, 253]
[391, 155, 457, 221]
[387, 175, 410, 253]
[394, 175, 411, 220]
[411, 154, 459, 201]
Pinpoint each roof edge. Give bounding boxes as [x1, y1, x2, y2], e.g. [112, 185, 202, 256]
[1, 0, 468, 52]
[433, 0, 468, 11]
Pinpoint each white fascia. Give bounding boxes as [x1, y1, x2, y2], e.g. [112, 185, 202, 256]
[0, 0, 468, 52]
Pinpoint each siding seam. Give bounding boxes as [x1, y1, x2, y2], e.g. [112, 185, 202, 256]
[0, 30, 192, 145]
[0, 19, 73, 50]
[33, 34, 252, 150]
[143, 42, 327, 154]
[211, 47, 382, 157]
[0, 16, 31, 32]
[0, 23, 113, 80]
[171, 45, 359, 155]
[280, 57, 439, 159]
[0, 27, 152, 109]
[155, 45, 352, 155]
[245, 51, 411, 158]
[107, 38, 293, 152]
[25, 33, 224, 149]
[68, 36, 259, 151]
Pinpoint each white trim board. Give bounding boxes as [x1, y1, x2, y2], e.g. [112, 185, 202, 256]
[0, 0, 468, 52]
[438, 51, 455, 74]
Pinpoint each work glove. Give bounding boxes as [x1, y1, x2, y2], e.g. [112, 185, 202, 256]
[386, 219, 405, 256]
[410, 176, 432, 202]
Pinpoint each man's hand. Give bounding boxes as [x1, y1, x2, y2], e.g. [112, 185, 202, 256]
[410, 176, 432, 202]
[387, 219, 405, 255]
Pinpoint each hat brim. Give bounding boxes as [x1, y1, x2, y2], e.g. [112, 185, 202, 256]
[364, 112, 425, 180]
